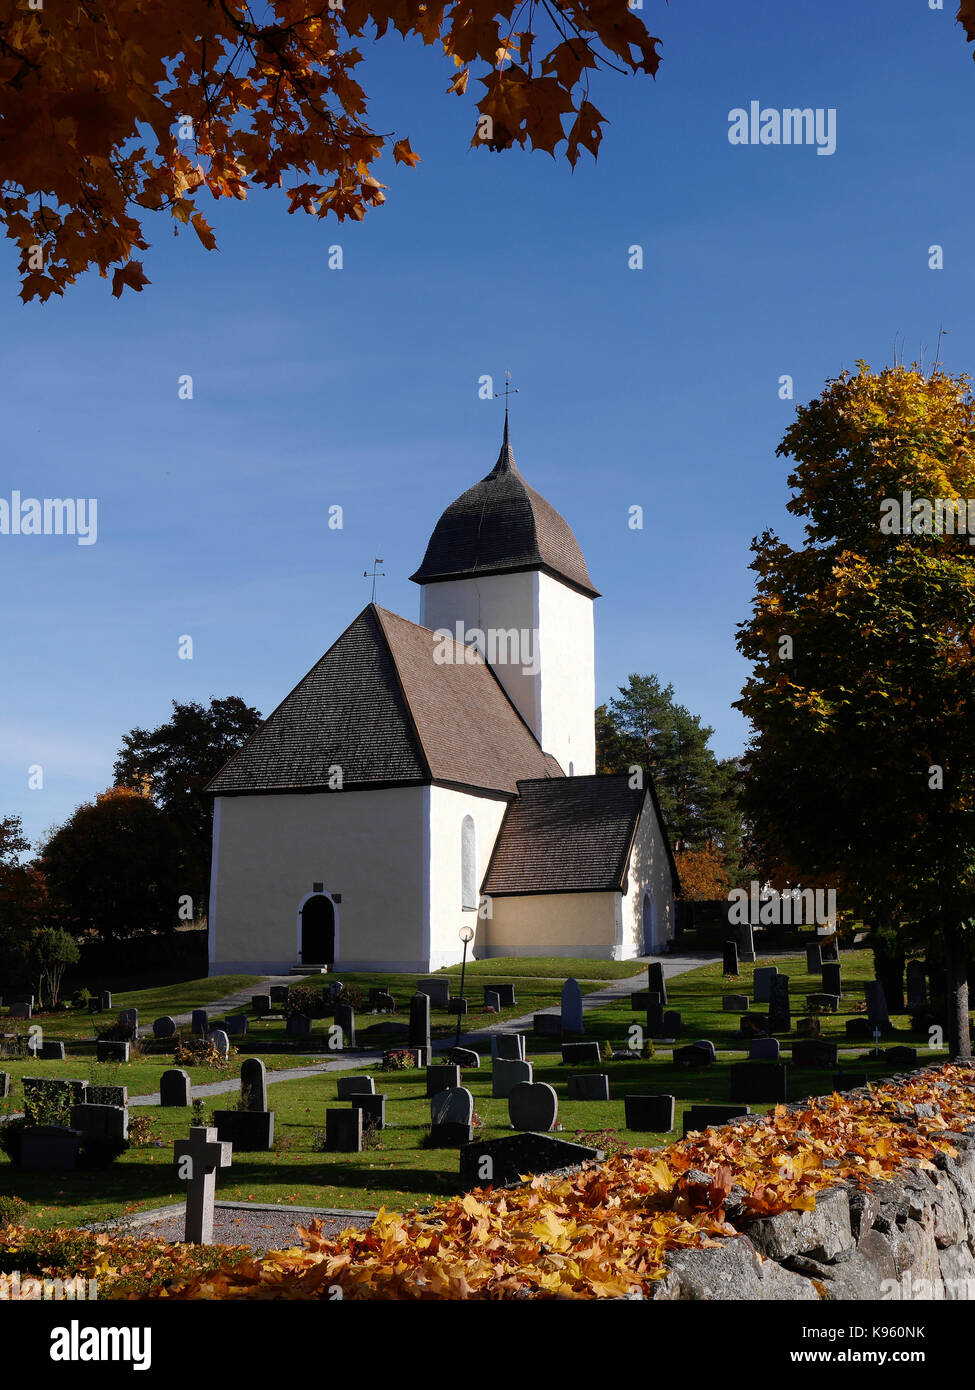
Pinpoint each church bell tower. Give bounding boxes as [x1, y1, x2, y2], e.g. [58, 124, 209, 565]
[410, 420, 598, 776]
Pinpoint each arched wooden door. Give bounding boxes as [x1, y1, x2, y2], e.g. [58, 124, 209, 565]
[641, 891, 656, 955]
[300, 894, 335, 964]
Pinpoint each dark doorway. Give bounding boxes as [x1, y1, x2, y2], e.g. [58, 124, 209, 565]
[300, 895, 335, 964]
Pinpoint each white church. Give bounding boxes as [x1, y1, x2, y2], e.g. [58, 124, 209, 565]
[206, 422, 679, 974]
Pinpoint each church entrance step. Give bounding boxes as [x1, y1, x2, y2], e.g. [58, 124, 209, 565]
[290, 965, 329, 975]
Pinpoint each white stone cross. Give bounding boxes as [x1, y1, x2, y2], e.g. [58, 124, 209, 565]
[174, 1125, 232, 1244]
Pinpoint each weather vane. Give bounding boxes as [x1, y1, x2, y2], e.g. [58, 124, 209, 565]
[494, 370, 519, 421]
[363, 558, 386, 603]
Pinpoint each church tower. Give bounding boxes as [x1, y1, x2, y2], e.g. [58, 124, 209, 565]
[410, 420, 598, 776]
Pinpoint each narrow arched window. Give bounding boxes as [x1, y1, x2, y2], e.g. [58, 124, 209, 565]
[461, 815, 477, 910]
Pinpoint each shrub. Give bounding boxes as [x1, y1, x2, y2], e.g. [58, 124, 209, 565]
[174, 1037, 235, 1070]
[98, 1013, 136, 1042]
[286, 985, 327, 1019]
[127, 1114, 161, 1147]
[381, 1048, 416, 1071]
[0, 1194, 29, 1226]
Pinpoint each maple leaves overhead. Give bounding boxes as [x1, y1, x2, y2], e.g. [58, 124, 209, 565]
[0, 1, 662, 302]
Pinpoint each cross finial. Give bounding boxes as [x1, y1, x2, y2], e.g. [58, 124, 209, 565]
[494, 369, 519, 430]
[363, 558, 385, 604]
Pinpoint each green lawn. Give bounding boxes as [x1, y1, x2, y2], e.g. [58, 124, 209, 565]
[0, 976, 264, 1039]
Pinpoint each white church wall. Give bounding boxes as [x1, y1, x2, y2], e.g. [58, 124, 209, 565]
[482, 891, 620, 958]
[419, 571, 542, 741]
[428, 784, 508, 969]
[537, 572, 596, 776]
[208, 787, 429, 974]
[619, 793, 676, 955]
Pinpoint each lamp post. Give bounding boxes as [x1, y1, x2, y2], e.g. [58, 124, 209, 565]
[456, 924, 475, 1047]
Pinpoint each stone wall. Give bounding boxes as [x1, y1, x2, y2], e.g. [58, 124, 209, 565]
[653, 1067, 975, 1301]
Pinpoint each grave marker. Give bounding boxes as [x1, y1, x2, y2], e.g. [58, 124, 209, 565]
[647, 962, 667, 1005]
[409, 993, 431, 1050]
[160, 1069, 191, 1107]
[768, 974, 791, 1033]
[336, 1075, 375, 1098]
[325, 1108, 362, 1152]
[753, 967, 778, 1004]
[417, 978, 450, 1009]
[561, 978, 584, 1033]
[174, 1126, 232, 1244]
[624, 1094, 675, 1131]
[821, 963, 842, 998]
[729, 1062, 788, 1103]
[508, 1080, 558, 1132]
[426, 1063, 461, 1097]
[722, 941, 739, 976]
[240, 1057, 268, 1111]
[153, 1016, 177, 1039]
[567, 1073, 610, 1101]
[491, 1058, 533, 1098]
[560, 1041, 601, 1065]
[333, 1003, 356, 1048]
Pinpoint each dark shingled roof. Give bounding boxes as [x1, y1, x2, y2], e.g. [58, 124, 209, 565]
[409, 421, 600, 599]
[206, 605, 561, 797]
[482, 774, 647, 895]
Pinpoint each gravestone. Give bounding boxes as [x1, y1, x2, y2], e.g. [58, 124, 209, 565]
[647, 1001, 665, 1036]
[567, 1073, 610, 1101]
[38, 1041, 66, 1060]
[748, 1037, 780, 1061]
[86, 1084, 127, 1108]
[768, 975, 791, 1033]
[372, 990, 396, 1012]
[647, 962, 667, 1004]
[99, 991, 112, 1011]
[630, 992, 653, 1011]
[450, 1047, 480, 1069]
[492, 1033, 526, 1062]
[723, 941, 739, 976]
[738, 921, 756, 963]
[484, 990, 501, 1012]
[561, 978, 584, 1033]
[325, 1108, 363, 1152]
[96, 1041, 129, 1063]
[494, 985, 517, 1008]
[70, 1102, 128, 1142]
[533, 1014, 562, 1038]
[864, 981, 890, 1030]
[459, 1134, 603, 1191]
[624, 1094, 675, 1131]
[674, 1042, 714, 1069]
[0, 1071, 9, 1099]
[884, 1045, 918, 1064]
[174, 1126, 232, 1243]
[349, 1093, 386, 1129]
[429, 1086, 474, 1146]
[9, 1003, 31, 1019]
[491, 1058, 533, 1099]
[561, 1041, 601, 1065]
[153, 1016, 177, 1039]
[722, 994, 749, 1012]
[270, 985, 289, 1005]
[160, 1069, 191, 1107]
[792, 1038, 838, 1068]
[120, 1008, 138, 1032]
[417, 978, 450, 1009]
[224, 1015, 248, 1037]
[906, 961, 927, 1008]
[846, 1018, 873, 1038]
[20, 1126, 82, 1171]
[286, 1013, 311, 1037]
[409, 993, 431, 1049]
[663, 1010, 682, 1035]
[414, 1045, 433, 1066]
[730, 1062, 788, 1103]
[796, 1016, 822, 1037]
[426, 1063, 461, 1097]
[806, 993, 839, 1013]
[336, 1075, 375, 1098]
[805, 943, 823, 974]
[821, 963, 842, 998]
[446, 998, 468, 1016]
[213, 1110, 275, 1151]
[682, 1104, 751, 1137]
[251, 994, 271, 1015]
[333, 1004, 356, 1048]
[833, 1072, 869, 1091]
[191, 1009, 208, 1035]
[821, 936, 840, 962]
[210, 1029, 230, 1057]
[508, 1080, 558, 1132]
[753, 967, 778, 1004]
[240, 1057, 268, 1111]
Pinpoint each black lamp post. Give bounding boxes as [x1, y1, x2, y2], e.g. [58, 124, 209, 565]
[455, 924, 475, 1047]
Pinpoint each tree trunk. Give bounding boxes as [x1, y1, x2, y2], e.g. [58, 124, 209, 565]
[944, 922, 972, 1062]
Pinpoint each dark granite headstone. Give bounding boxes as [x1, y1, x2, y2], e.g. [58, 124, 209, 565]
[846, 1018, 873, 1038]
[792, 1038, 838, 1068]
[730, 1062, 788, 1103]
[768, 974, 791, 1033]
[820, 936, 840, 962]
[883, 1046, 918, 1064]
[269, 985, 289, 1005]
[19, 1126, 82, 1171]
[864, 981, 890, 1029]
[494, 985, 517, 1008]
[567, 1073, 610, 1101]
[446, 998, 469, 1016]
[99, 991, 112, 1011]
[646, 1001, 665, 1036]
[153, 1016, 177, 1039]
[722, 994, 749, 1012]
[821, 963, 842, 998]
[38, 1041, 66, 1060]
[450, 1047, 480, 1069]
[805, 943, 823, 973]
[70, 1102, 128, 1141]
[240, 1057, 268, 1111]
[561, 1041, 601, 1065]
[408, 993, 431, 1049]
[325, 1108, 362, 1152]
[753, 967, 778, 1004]
[224, 1014, 248, 1037]
[674, 1043, 714, 1069]
[906, 961, 927, 1008]
[647, 962, 667, 1005]
[334, 1003, 356, 1048]
[213, 1109, 275, 1151]
[0, 1071, 9, 1099]
[663, 1010, 682, 1035]
[96, 1041, 129, 1063]
[533, 1014, 563, 1038]
[738, 921, 756, 963]
[349, 1093, 386, 1129]
[484, 989, 501, 1012]
[459, 1133, 603, 1190]
[426, 1063, 461, 1097]
[749, 1037, 780, 1061]
[160, 1069, 191, 1107]
[508, 1080, 558, 1132]
[428, 1122, 474, 1147]
[251, 994, 271, 1015]
[286, 1013, 312, 1037]
[87, 1084, 127, 1108]
[806, 993, 840, 1013]
[623, 1094, 675, 1131]
[191, 1008, 208, 1035]
[723, 941, 739, 976]
[492, 1033, 526, 1061]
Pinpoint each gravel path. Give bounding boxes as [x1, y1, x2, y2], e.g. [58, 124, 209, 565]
[113, 1203, 378, 1255]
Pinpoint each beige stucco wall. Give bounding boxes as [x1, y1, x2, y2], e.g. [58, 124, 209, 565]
[537, 572, 596, 776]
[427, 784, 509, 969]
[480, 891, 620, 959]
[208, 787, 429, 973]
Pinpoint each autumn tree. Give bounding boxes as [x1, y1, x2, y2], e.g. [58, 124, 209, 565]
[736, 363, 975, 1060]
[41, 786, 181, 943]
[0, 814, 47, 981]
[30, 926, 80, 1009]
[0, 0, 662, 301]
[113, 695, 263, 911]
[673, 844, 729, 901]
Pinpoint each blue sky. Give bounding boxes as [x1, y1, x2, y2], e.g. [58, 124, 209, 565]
[3, 0, 972, 848]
